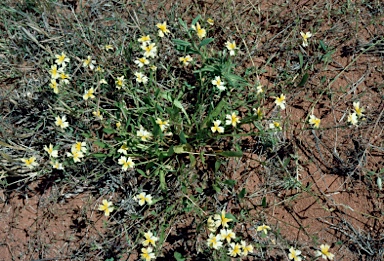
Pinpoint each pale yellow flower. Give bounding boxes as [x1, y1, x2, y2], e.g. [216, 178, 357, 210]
[240, 240, 253, 256]
[98, 199, 114, 217]
[50, 160, 64, 170]
[253, 107, 263, 120]
[141, 247, 155, 261]
[179, 55, 193, 66]
[118, 156, 135, 171]
[309, 115, 321, 128]
[220, 229, 236, 244]
[93, 110, 103, 120]
[288, 247, 302, 261]
[134, 72, 148, 84]
[156, 21, 170, 37]
[141, 43, 157, 58]
[211, 120, 224, 134]
[59, 70, 70, 84]
[49, 64, 60, 79]
[191, 22, 206, 39]
[115, 76, 125, 89]
[134, 192, 153, 206]
[347, 112, 358, 126]
[138, 35, 151, 45]
[275, 94, 286, 110]
[257, 224, 271, 235]
[116, 122, 121, 129]
[214, 210, 232, 228]
[21, 156, 38, 169]
[225, 41, 238, 56]
[150, 65, 157, 71]
[142, 231, 158, 247]
[207, 233, 223, 250]
[117, 143, 128, 155]
[225, 112, 240, 127]
[55, 52, 70, 66]
[228, 242, 242, 257]
[83, 56, 96, 70]
[104, 44, 114, 51]
[207, 18, 214, 25]
[155, 118, 169, 131]
[44, 144, 58, 158]
[83, 87, 95, 100]
[134, 57, 150, 68]
[66, 149, 84, 163]
[353, 101, 365, 117]
[72, 142, 87, 153]
[315, 244, 334, 260]
[137, 126, 153, 141]
[207, 216, 217, 232]
[55, 115, 69, 129]
[49, 79, 59, 94]
[300, 31, 312, 47]
[99, 79, 108, 85]
[212, 76, 226, 91]
[269, 121, 281, 130]
[256, 84, 263, 94]
[95, 65, 104, 72]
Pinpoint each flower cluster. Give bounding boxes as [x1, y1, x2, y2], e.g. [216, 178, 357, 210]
[66, 141, 86, 163]
[347, 101, 365, 126]
[134, 192, 152, 206]
[49, 52, 71, 94]
[140, 231, 158, 261]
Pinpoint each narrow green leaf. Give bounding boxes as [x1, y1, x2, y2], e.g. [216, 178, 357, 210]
[178, 18, 188, 30]
[92, 153, 107, 159]
[103, 128, 115, 134]
[218, 151, 243, 157]
[172, 38, 191, 47]
[238, 188, 246, 199]
[136, 169, 148, 177]
[179, 131, 187, 144]
[319, 40, 327, 51]
[298, 52, 303, 69]
[159, 169, 166, 190]
[297, 72, 309, 87]
[93, 140, 107, 148]
[224, 179, 236, 188]
[262, 197, 267, 207]
[174, 99, 191, 124]
[198, 38, 215, 49]
[191, 15, 201, 26]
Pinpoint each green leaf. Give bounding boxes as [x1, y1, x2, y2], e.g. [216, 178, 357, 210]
[174, 252, 186, 261]
[298, 52, 303, 69]
[103, 128, 115, 134]
[319, 40, 327, 51]
[224, 179, 236, 188]
[297, 72, 308, 87]
[179, 131, 187, 144]
[223, 72, 247, 87]
[172, 38, 191, 47]
[201, 99, 226, 129]
[173, 99, 191, 124]
[178, 18, 188, 30]
[92, 153, 107, 159]
[191, 15, 201, 27]
[136, 169, 148, 178]
[198, 38, 215, 49]
[238, 188, 246, 199]
[218, 151, 243, 157]
[174, 145, 186, 154]
[214, 160, 221, 172]
[93, 140, 107, 149]
[262, 197, 267, 208]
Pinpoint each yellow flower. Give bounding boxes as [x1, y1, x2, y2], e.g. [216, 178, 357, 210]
[134, 192, 153, 206]
[256, 84, 263, 94]
[66, 148, 84, 163]
[211, 76, 226, 91]
[83, 56, 96, 70]
[140, 247, 155, 261]
[353, 101, 365, 117]
[118, 156, 135, 171]
[225, 41, 238, 56]
[225, 112, 240, 127]
[315, 244, 334, 260]
[150, 65, 157, 71]
[207, 233, 223, 250]
[274, 94, 286, 110]
[44, 143, 58, 158]
[142, 231, 158, 247]
[191, 22, 206, 39]
[116, 121, 121, 129]
[309, 115, 321, 128]
[300, 31, 312, 47]
[211, 120, 224, 134]
[49, 64, 60, 79]
[93, 110, 103, 120]
[220, 229, 236, 244]
[99, 79, 108, 85]
[117, 142, 128, 155]
[95, 65, 104, 72]
[115, 76, 125, 89]
[104, 44, 114, 51]
[141, 43, 157, 58]
[240, 240, 253, 256]
[98, 199, 114, 217]
[207, 18, 214, 25]
[347, 112, 358, 126]
[179, 55, 193, 66]
[21, 156, 38, 169]
[134, 71, 148, 84]
[257, 224, 271, 235]
[253, 107, 263, 120]
[207, 216, 217, 232]
[228, 242, 242, 257]
[137, 126, 153, 141]
[49, 79, 59, 94]
[55, 115, 69, 129]
[214, 210, 232, 228]
[288, 247, 302, 261]
[134, 57, 150, 68]
[83, 87, 95, 100]
[156, 21, 170, 37]
[138, 35, 151, 45]
[269, 121, 281, 130]
[155, 118, 169, 131]
[55, 52, 70, 66]
[72, 141, 87, 153]
[59, 71, 70, 84]
[50, 160, 64, 170]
